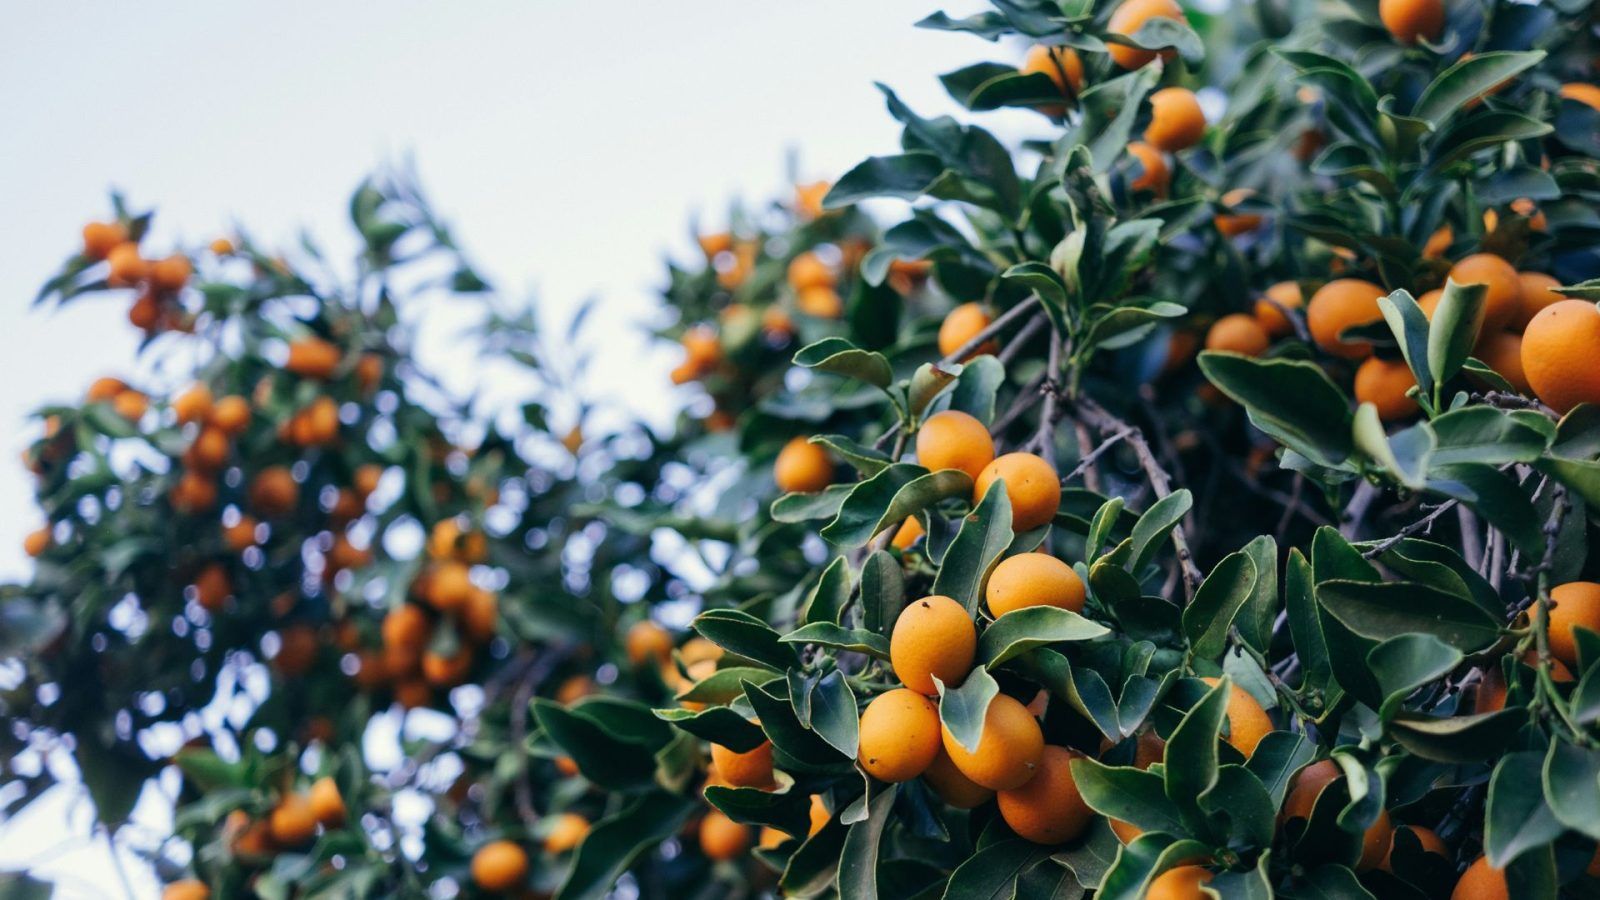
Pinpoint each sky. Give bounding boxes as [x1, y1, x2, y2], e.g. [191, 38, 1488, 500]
[0, 3, 1023, 896]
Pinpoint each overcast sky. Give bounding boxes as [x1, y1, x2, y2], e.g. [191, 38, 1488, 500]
[0, 3, 1041, 896]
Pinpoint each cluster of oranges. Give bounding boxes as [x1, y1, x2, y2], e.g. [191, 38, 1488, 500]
[465, 811, 593, 892]
[82, 219, 196, 335]
[162, 777, 349, 899]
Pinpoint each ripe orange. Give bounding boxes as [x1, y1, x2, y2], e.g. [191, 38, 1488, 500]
[890, 595, 977, 695]
[892, 516, 926, 550]
[1201, 677, 1272, 756]
[1106, 0, 1187, 69]
[985, 553, 1085, 617]
[1473, 332, 1530, 394]
[190, 427, 230, 471]
[210, 395, 252, 435]
[273, 625, 319, 677]
[1512, 272, 1563, 330]
[773, 437, 833, 494]
[1147, 866, 1215, 900]
[1254, 281, 1304, 337]
[973, 452, 1061, 532]
[698, 232, 733, 258]
[151, 255, 193, 292]
[544, 812, 590, 854]
[1356, 808, 1394, 871]
[1205, 314, 1271, 356]
[1307, 279, 1386, 359]
[1451, 855, 1508, 900]
[1126, 141, 1170, 197]
[1020, 45, 1084, 115]
[162, 880, 209, 900]
[859, 688, 943, 782]
[996, 746, 1093, 844]
[422, 649, 473, 686]
[787, 252, 835, 292]
[23, 526, 51, 558]
[113, 390, 149, 422]
[699, 809, 751, 861]
[249, 466, 299, 517]
[626, 620, 674, 667]
[1281, 760, 1339, 822]
[916, 410, 996, 481]
[1144, 87, 1207, 152]
[1354, 357, 1419, 421]
[938, 302, 998, 359]
[922, 746, 994, 807]
[193, 563, 231, 612]
[940, 693, 1044, 790]
[797, 285, 843, 318]
[1548, 582, 1600, 668]
[1449, 254, 1521, 334]
[795, 180, 831, 219]
[285, 337, 342, 379]
[471, 840, 529, 891]
[382, 604, 431, 653]
[82, 221, 128, 260]
[1423, 224, 1453, 259]
[106, 243, 149, 286]
[1214, 188, 1264, 238]
[711, 737, 776, 789]
[268, 793, 317, 846]
[681, 326, 722, 374]
[309, 776, 345, 828]
[173, 385, 213, 425]
[1378, 0, 1444, 43]
[1559, 83, 1600, 111]
[1522, 300, 1600, 413]
[86, 376, 127, 403]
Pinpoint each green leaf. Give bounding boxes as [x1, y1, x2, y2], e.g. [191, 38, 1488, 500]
[675, 666, 783, 704]
[780, 623, 890, 660]
[1367, 634, 1462, 721]
[1198, 353, 1354, 467]
[1388, 708, 1528, 762]
[908, 363, 959, 418]
[1427, 463, 1544, 556]
[1376, 289, 1435, 399]
[1541, 739, 1600, 842]
[1182, 551, 1258, 661]
[811, 435, 893, 476]
[772, 485, 853, 523]
[1235, 536, 1279, 653]
[1284, 549, 1337, 701]
[704, 784, 813, 836]
[1485, 751, 1564, 869]
[1429, 406, 1551, 466]
[932, 478, 1015, 615]
[1354, 404, 1432, 489]
[803, 557, 853, 626]
[826, 152, 948, 206]
[936, 664, 999, 754]
[1428, 111, 1553, 174]
[653, 706, 768, 752]
[1164, 679, 1229, 829]
[793, 338, 894, 389]
[556, 792, 694, 900]
[942, 838, 1054, 900]
[948, 355, 1007, 424]
[808, 670, 860, 759]
[533, 700, 662, 791]
[1412, 51, 1545, 127]
[861, 549, 906, 635]
[822, 464, 973, 548]
[837, 784, 897, 900]
[979, 606, 1110, 667]
[1316, 579, 1500, 652]
[1427, 279, 1487, 388]
[693, 609, 800, 671]
[1070, 757, 1187, 835]
[1128, 490, 1192, 575]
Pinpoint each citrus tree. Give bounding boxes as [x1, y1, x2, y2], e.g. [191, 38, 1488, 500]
[8, 0, 1600, 897]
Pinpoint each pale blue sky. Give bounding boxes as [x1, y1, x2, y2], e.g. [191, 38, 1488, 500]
[0, 3, 1043, 895]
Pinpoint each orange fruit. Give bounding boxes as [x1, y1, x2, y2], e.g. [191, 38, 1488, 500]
[1378, 0, 1444, 43]
[106, 243, 149, 286]
[309, 776, 345, 828]
[1451, 855, 1508, 900]
[711, 737, 776, 789]
[273, 625, 319, 677]
[1474, 332, 1530, 394]
[1354, 357, 1420, 421]
[554, 755, 580, 777]
[1205, 313, 1271, 356]
[787, 252, 835, 292]
[461, 588, 499, 642]
[210, 395, 252, 435]
[82, 221, 128, 260]
[985, 553, 1085, 617]
[680, 637, 724, 666]
[1126, 141, 1170, 196]
[23, 526, 51, 558]
[544, 812, 590, 854]
[938, 302, 998, 359]
[890, 595, 977, 695]
[916, 410, 996, 481]
[922, 746, 994, 808]
[1148, 866, 1215, 900]
[1449, 254, 1521, 334]
[113, 390, 149, 422]
[1548, 582, 1600, 667]
[626, 620, 674, 667]
[162, 880, 210, 900]
[268, 793, 317, 846]
[996, 746, 1093, 844]
[285, 337, 342, 379]
[1513, 272, 1563, 331]
[1522, 300, 1600, 413]
[193, 563, 231, 612]
[1144, 87, 1207, 152]
[795, 180, 831, 219]
[382, 604, 430, 652]
[471, 840, 529, 891]
[1201, 677, 1272, 756]
[173, 385, 213, 425]
[973, 452, 1061, 532]
[940, 693, 1044, 790]
[86, 376, 127, 403]
[698, 232, 733, 258]
[1281, 759, 1339, 822]
[892, 516, 926, 550]
[1255, 281, 1304, 337]
[1423, 224, 1454, 259]
[1106, 0, 1187, 69]
[797, 285, 843, 318]
[249, 466, 299, 517]
[356, 353, 384, 393]
[422, 649, 474, 686]
[1308, 279, 1386, 359]
[1559, 83, 1600, 111]
[699, 810, 751, 861]
[773, 437, 833, 494]
[1475, 650, 1573, 713]
[1020, 45, 1084, 115]
[190, 427, 230, 471]
[1110, 818, 1144, 843]
[151, 255, 193, 292]
[681, 326, 722, 374]
[1356, 808, 1394, 871]
[1214, 188, 1264, 237]
[859, 688, 943, 782]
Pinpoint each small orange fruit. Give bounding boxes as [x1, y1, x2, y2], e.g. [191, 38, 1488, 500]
[23, 526, 51, 558]
[1205, 313, 1271, 356]
[996, 746, 1093, 844]
[773, 437, 833, 494]
[249, 466, 299, 517]
[922, 746, 994, 808]
[193, 563, 231, 612]
[796, 285, 843, 318]
[1512, 272, 1563, 331]
[1308, 279, 1386, 359]
[1450, 855, 1508, 900]
[82, 221, 129, 260]
[151, 255, 193, 292]
[1148, 866, 1215, 900]
[859, 688, 943, 782]
[106, 243, 149, 285]
[985, 553, 1085, 617]
[940, 693, 1044, 790]
[309, 776, 346, 828]
[1020, 45, 1084, 115]
[1201, 677, 1272, 757]
[210, 395, 252, 435]
[1254, 281, 1304, 337]
[1379, 825, 1448, 872]
[162, 880, 210, 900]
[471, 840, 529, 891]
[1449, 254, 1521, 334]
[699, 810, 751, 861]
[1522, 300, 1600, 413]
[626, 620, 674, 667]
[173, 385, 213, 425]
[1354, 357, 1420, 421]
[711, 737, 776, 789]
[1378, 0, 1444, 44]
[268, 793, 317, 846]
[1281, 759, 1339, 822]
[1126, 141, 1170, 196]
[1474, 332, 1530, 394]
[892, 516, 926, 550]
[938, 302, 998, 359]
[1548, 582, 1600, 668]
[890, 596, 977, 695]
[1559, 83, 1600, 111]
[544, 812, 590, 854]
[285, 337, 342, 379]
[787, 252, 835, 292]
[113, 390, 149, 422]
[916, 410, 996, 481]
[973, 452, 1061, 532]
[1144, 87, 1207, 152]
[1106, 0, 1187, 69]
